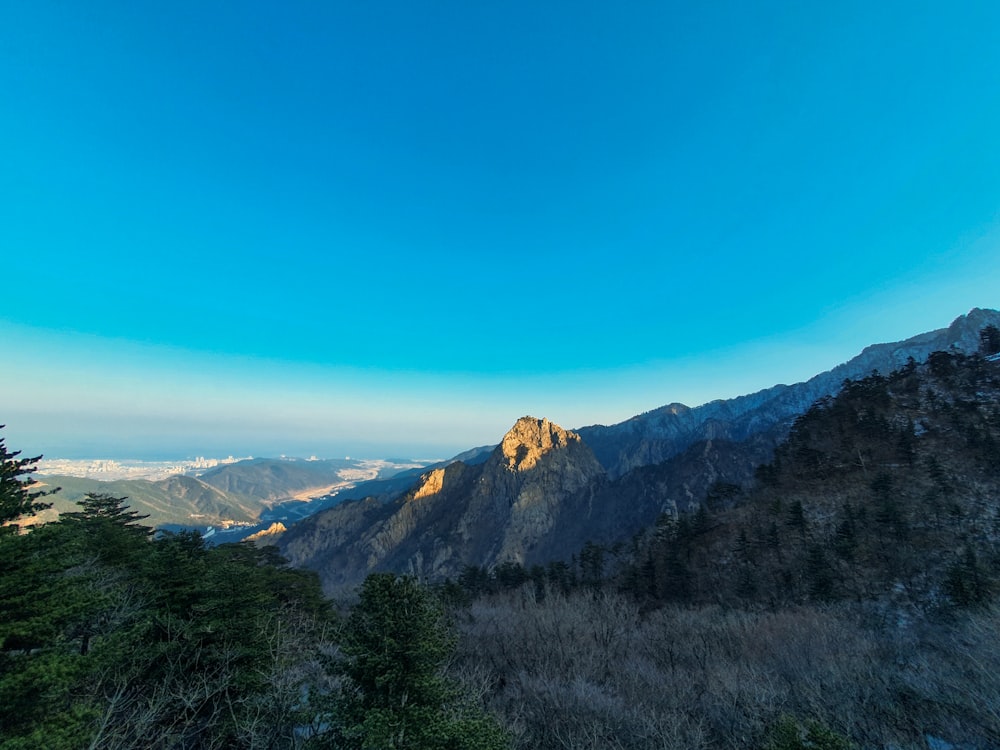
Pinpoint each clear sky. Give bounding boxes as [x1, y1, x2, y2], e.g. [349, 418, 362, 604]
[2, 1, 999, 459]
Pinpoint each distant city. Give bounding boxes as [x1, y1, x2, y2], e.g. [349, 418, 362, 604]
[34, 455, 255, 482]
[32, 454, 432, 485]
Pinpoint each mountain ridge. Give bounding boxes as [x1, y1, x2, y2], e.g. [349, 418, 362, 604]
[577, 307, 1000, 477]
[279, 308, 1000, 591]
[279, 417, 605, 592]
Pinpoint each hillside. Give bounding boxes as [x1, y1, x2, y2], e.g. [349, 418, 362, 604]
[326, 445, 494, 505]
[577, 307, 1000, 478]
[197, 457, 362, 502]
[279, 418, 606, 592]
[281, 311, 1000, 596]
[624, 348, 1000, 610]
[26, 456, 436, 533]
[446, 348, 1000, 750]
[29, 474, 260, 529]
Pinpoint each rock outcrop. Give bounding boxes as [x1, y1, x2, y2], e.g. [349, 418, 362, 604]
[279, 309, 1000, 594]
[278, 417, 605, 593]
[245, 521, 287, 543]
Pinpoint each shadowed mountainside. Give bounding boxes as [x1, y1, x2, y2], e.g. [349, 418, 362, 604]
[577, 307, 1000, 478]
[279, 418, 605, 592]
[279, 309, 1000, 592]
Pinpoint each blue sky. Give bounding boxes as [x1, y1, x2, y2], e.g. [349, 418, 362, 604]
[2, 1, 999, 459]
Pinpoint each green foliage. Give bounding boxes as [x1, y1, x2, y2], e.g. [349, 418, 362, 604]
[764, 715, 854, 750]
[945, 547, 991, 607]
[0, 427, 53, 532]
[325, 573, 509, 750]
[979, 324, 1000, 356]
[0, 450, 334, 749]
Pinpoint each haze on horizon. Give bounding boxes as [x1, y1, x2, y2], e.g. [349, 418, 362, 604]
[2, 2, 999, 460]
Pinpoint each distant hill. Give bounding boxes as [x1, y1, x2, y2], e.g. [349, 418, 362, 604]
[197, 457, 362, 503]
[30, 474, 260, 529]
[29, 456, 435, 532]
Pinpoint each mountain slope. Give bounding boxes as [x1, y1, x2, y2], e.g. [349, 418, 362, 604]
[279, 418, 605, 592]
[197, 457, 360, 503]
[281, 310, 1000, 592]
[327, 446, 494, 505]
[577, 307, 1000, 478]
[275, 310, 1000, 528]
[30, 474, 260, 528]
[622, 349, 1000, 610]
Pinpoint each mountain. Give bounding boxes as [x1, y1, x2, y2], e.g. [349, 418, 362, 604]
[577, 307, 1000, 478]
[325, 446, 494, 505]
[30, 474, 260, 529]
[280, 309, 1000, 591]
[562, 430, 779, 549]
[279, 418, 605, 592]
[449, 350, 1000, 750]
[197, 457, 361, 503]
[303, 309, 1000, 515]
[620, 347, 1000, 610]
[30, 456, 437, 532]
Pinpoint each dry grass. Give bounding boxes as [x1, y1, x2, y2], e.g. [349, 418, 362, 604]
[450, 590, 1000, 750]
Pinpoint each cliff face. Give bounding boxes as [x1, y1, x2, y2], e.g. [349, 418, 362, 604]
[279, 417, 606, 593]
[279, 310, 1000, 594]
[577, 308, 1000, 477]
[462, 417, 605, 565]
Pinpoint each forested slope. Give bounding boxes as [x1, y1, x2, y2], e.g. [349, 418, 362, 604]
[445, 348, 1000, 750]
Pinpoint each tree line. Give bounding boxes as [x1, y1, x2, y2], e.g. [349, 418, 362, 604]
[0, 430, 508, 749]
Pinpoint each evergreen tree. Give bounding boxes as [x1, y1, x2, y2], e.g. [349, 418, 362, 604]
[833, 504, 857, 562]
[579, 541, 605, 588]
[945, 547, 990, 607]
[60, 492, 153, 566]
[765, 715, 854, 750]
[1, 445, 333, 750]
[0, 427, 53, 532]
[326, 573, 509, 750]
[979, 324, 1000, 356]
[805, 545, 835, 602]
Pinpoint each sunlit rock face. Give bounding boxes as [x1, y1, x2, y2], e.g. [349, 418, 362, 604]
[499, 416, 581, 472]
[411, 468, 447, 501]
[279, 416, 606, 593]
[464, 417, 605, 565]
[279, 309, 1000, 594]
[245, 522, 287, 543]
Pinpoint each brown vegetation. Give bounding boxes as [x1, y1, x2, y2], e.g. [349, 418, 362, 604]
[450, 590, 1000, 749]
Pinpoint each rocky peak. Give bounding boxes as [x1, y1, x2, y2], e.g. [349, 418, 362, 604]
[499, 416, 582, 472]
[245, 522, 286, 543]
[411, 468, 447, 501]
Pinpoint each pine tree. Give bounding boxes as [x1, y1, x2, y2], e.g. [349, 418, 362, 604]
[326, 573, 509, 749]
[0, 426, 54, 532]
[945, 547, 990, 607]
[979, 324, 1000, 356]
[60, 492, 153, 565]
[765, 715, 854, 750]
